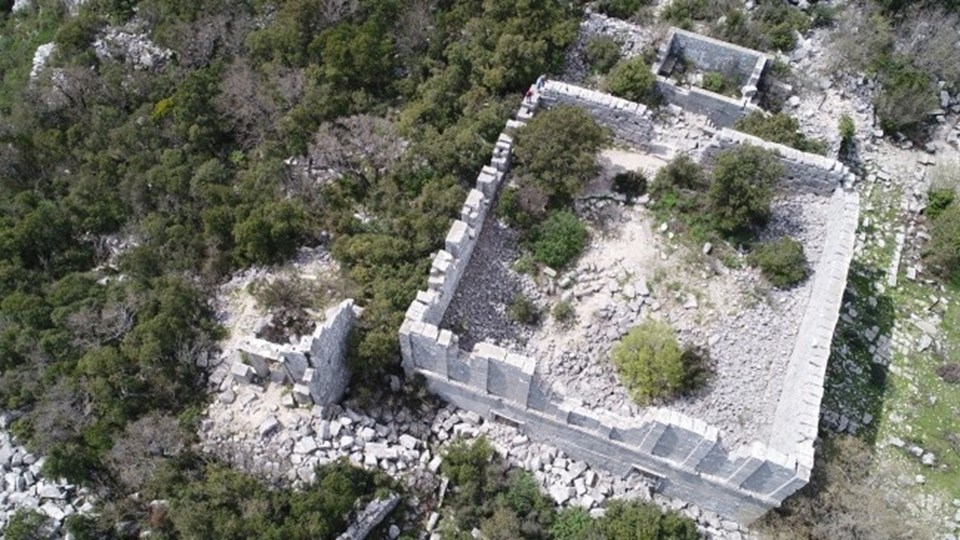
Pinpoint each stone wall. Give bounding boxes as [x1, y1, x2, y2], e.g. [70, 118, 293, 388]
[769, 191, 860, 468]
[656, 82, 762, 128]
[702, 128, 856, 196]
[651, 28, 769, 128]
[399, 320, 809, 524]
[232, 299, 359, 406]
[538, 81, 653, 146]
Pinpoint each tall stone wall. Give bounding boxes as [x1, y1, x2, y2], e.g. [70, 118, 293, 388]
[769, 191, 860, 467]
[703, 128, 856, 196]
[234, 299, 359, 406]
[538, 81, 653, 146]
[399, 320, 809, 523]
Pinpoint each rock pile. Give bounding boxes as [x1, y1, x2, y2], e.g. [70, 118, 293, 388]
[0, 420, 94, 536]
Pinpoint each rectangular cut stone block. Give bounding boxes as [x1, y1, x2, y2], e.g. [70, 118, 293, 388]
[445, 221, 469, 257]
[231, 362, 254, 383]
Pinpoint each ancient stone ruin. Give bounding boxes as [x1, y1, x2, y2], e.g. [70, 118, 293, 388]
[399, 28, 859, 525]
[231, 299, 359, 406]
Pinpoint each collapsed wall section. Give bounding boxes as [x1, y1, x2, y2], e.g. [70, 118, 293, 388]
[769, 190, 860, 467]
[232, 299, 359, 406]
[703, 128, 856, 196]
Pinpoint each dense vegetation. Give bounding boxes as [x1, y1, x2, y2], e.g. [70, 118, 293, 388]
[499, 105, 607, 271]
[611, 319, 710, 404]
[0, 0, 580, 534]
[439, 437, 699, 540]
[651, 146, 782, 240]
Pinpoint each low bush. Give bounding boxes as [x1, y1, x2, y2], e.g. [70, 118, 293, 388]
[937, 363, 960, 384]
[600, 499, 700, 540]
[584, 36, 621, 75]
[839, 114, 856, 155]
[611, 319, 709, 404]
[701, 71, 739, 97]
[612, 170, 648, 201]
[595, 0, 649, 19]
[605, 56, 660, 107]
[927, 189, 955, 221]
[650, 154, 707, 200]
[551, 300, 575, 326]
[661, 0, 735, 25]
[924, 202, 960, 284]
[508, 294, 541, 325]
[3, 509, 54, 540]
[874, 57, 939, 135]
[531, 210, 588, 269]
[748, 238, 809, 288]
[752, 0, 810, 51]
[709, 145, 782, 235]
[734, 111, 826, 154]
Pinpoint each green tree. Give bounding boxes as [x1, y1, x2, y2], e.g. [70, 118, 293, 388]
[611, 319, 687, 404]
[513, 106, 610, 207]
[600, 500, 699, 540]
[708, 145, 782, 235]
[605, 56, 660, 106]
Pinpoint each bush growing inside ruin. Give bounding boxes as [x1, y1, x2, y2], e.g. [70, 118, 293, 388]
[531, 210, 589, 269]
[748, 238, 809, 288]
[734, 112, 827, 154]
[612, 170, 648, 202]
[605, 56, 661, 107]
[701, 71, 739, 97]
[650, 154, 708, 208]
[513, 106, 611, 208]
[612, 319, 706, 404]
[551, 300, 576, 326]
[508, 294, 541, 325]
[584, 36, 622, 75]
[709, 145, 782, 236]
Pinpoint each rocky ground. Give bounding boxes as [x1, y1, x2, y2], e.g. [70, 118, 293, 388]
[0, 415, 95, 534]
[198, 376, 756, 539]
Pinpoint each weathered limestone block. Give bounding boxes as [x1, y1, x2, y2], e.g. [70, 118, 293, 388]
[231, 362, 254, 384]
